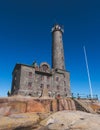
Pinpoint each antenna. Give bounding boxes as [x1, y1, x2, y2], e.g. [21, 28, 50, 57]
[83, 46, 93, 98]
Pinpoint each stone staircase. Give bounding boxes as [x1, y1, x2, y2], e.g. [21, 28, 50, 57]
[74, 99, 95, 113]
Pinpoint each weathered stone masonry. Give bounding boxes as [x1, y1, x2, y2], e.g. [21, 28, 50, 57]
[11, 24, 71, 97]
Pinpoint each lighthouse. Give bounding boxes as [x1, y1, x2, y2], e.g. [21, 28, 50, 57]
[11, 24, 71, 97]
[52, 24, 65, 70]
[51, 24, 71, 97]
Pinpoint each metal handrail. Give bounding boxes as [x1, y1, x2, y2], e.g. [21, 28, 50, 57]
[71, 93, 98, 100]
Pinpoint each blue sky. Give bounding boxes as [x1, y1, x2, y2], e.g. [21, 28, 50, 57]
[0, 0, 100, 98]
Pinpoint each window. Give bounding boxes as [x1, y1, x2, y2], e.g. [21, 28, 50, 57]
[29, 72, 32, 77]
[41, 75, 44, 80]
[57, 85, 60, 90]
[47, 76, 50, 80]
[62, 57, 64, 61]
[62, 66, 64, 69]
[64, 88, 66, 91]
[42, 65, 48, 72]
[56, 77, 59, 81]
[40, 84, 44, 88]
[28, 82, 32, 88]
[47, 84, 50, 89]
[64, 81, 66, 86]
[63, 74, 65, 78]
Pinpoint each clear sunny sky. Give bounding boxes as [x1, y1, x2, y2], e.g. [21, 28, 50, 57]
[0, 0, 100, 98]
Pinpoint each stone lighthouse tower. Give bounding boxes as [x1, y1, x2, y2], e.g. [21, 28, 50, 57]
[51, 24, 71, 97]
[52, 24, 65, 70]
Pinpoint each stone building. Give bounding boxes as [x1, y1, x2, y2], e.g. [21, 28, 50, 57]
[11, 24, 71, 97]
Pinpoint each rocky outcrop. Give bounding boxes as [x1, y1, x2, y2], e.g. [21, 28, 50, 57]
[90, 102, 100, 113]
[0, 96, 76, 116]
[0, 111, 100, 130]
[0, 112, 39, 130]
[40, 111, 100, 130]
[26, 99, 46, 112]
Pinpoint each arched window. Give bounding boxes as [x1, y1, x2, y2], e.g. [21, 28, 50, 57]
[40, 63, 50, 72]
[42, 65, 48, 72]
